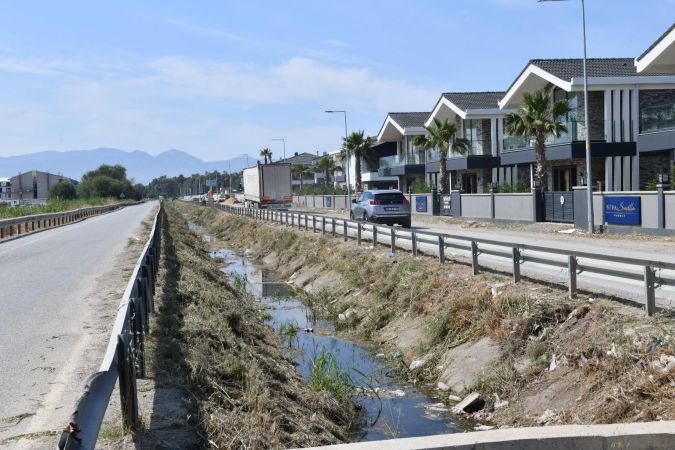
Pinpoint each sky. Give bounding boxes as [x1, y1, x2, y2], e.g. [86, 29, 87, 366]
[0, 0, 673, 161]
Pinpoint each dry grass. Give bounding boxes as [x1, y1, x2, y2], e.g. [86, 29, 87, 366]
[158, 203, 356, 449]
[179, 202, 675, 428]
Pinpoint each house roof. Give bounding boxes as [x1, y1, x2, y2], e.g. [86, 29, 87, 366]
[377, 112, 429, 141]
[388, 112, 429, 128]
[637, 23, 675, 62]
[440, 92, 504, 111]
[277, 152, 321, 166]
[425, 91, 508, 127]
[500, 57, 675, 108]
[635, 23, 675, 73]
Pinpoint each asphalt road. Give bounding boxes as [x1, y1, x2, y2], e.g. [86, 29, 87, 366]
[0, 201, 157, 446]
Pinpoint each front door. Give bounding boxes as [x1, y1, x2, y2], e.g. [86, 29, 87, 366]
[553, 167, 577, 191]
[462, 173, 478, 194]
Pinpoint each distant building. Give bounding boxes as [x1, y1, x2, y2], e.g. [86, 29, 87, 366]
[277, 151, 323, 187]
[0, 177, 11, 201]
[4, 171, 78, 203]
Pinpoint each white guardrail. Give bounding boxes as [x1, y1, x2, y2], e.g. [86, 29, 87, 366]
[57, 203, 162, 449]
[214, 204, 675, 315]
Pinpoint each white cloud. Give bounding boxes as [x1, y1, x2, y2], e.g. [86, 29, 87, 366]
[0, 53, 438, 159]
[147, 56, 438, 111]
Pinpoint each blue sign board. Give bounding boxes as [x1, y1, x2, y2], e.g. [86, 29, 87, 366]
[325, 196, 332, 208]
[604, 196, 641, 225]
[415, 195, 428, 213]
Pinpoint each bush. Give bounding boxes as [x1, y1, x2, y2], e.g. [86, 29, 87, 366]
[49, 182, 77, 200]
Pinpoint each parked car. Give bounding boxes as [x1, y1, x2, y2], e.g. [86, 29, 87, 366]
[350, 189, 411, 228]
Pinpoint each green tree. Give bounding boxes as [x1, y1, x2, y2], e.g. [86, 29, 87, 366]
[78, 164, 138, 199]
[314, 156, 337, 185]
[414, 118, 469, 194]
[259, 148, 273, 164]
[504, 90, 571, 189]
[49, 182, 77, 200]
[340, 130, 376, 193]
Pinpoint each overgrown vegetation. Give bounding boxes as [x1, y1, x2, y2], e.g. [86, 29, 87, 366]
[0, 197, 126, 219]
[179, 201, 675, 428]
[159, 202, 356, 448]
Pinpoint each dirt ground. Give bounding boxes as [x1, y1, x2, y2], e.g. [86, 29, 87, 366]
[183, 202, 675, 430]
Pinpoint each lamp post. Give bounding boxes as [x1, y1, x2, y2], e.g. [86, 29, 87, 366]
[539, 0, 594, 232]
[325, 110, 351, 205]
[272, 138, 286, 160]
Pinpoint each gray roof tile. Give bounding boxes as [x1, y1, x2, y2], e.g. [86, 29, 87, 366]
[440, 92, 504, 111]
[388, 112, 429, 128]
[277, 152, 321, 165]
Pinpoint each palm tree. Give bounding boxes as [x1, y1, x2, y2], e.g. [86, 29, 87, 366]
[259, 148, 273, 164]
[341, 130, 376, 192]
[314, 156, 337, 185]
[292, 164, 313, 187]
[414, 118, 469, 194]
[504, 90, 571, 189]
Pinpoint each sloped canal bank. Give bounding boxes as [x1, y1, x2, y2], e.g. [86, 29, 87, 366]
[211, 247, 466, 441]
[185, 215, 468, 442]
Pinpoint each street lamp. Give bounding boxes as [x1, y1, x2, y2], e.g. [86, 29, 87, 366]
[539, 0, 594, 232]
[325, 110, 351, 204]
[271, 138, 286, 160]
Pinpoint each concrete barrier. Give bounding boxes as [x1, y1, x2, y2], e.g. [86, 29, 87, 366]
[298, 420, 675, 450]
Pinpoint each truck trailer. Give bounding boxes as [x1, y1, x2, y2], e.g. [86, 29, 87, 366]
[242, 163, 293, 208]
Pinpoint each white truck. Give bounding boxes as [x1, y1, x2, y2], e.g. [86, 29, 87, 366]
[242, 163, 293, 208]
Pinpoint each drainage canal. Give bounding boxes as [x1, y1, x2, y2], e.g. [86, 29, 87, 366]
[209, 246, 466, 441]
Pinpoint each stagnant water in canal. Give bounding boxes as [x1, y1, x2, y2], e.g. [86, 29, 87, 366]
[212, 247, 466, 441]
[188, 219, 465, 441]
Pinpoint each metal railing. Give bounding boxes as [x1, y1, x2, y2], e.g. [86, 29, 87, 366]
[213, 204, 675, 315]
[0, 203, 138, 241]
[57, 203, 163, 449]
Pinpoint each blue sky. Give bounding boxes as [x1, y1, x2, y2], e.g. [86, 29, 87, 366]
[0, 0, 672, 161]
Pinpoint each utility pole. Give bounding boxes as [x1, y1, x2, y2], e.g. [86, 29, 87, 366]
[539, 0, 594, 233]
[325, 110, 351, 204]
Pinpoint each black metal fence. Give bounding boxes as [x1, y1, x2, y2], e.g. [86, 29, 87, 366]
[57, 203, 163, 449]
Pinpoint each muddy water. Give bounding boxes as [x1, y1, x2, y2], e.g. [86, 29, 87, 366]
[210, 246, 465, 442]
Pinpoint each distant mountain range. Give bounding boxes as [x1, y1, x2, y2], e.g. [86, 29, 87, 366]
[0, 148, 259, 184]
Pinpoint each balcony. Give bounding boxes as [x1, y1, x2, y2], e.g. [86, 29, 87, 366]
[377, 153, 425, 177]
[501, 119, 601, 153]
[499, 119, 635, 165]
[640, 103, 675, 134]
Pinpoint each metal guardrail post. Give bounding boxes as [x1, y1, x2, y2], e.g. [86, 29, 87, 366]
[331, 218, 336, 237]
[117, 334, 140, 431]
[322, 217, 326, 234]
[312, 216, 316, 233]
[471, 241, 479, 275]
[512, 247, 521, 283]
[305, 214, 308, 230]
[568, 256, 577, 298]
[343, 221, 347, 242]
[372, 225, 377, 247]
[390, 229, 396, 253]
[130, 297, 146, 378]
[644, 265, 656, 315]
[357, 222, 361, 245]
[438, 236, 445, 263]
[411, 231, 418, 257]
